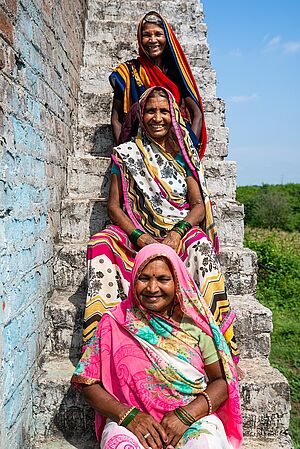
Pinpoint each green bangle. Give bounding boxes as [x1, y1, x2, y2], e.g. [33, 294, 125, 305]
[174, 408, 192, 426]
[129, 229, 145, 245]
[121, 407, 139, 427]
[175, 221, 192, 233]
[179, 220, 192, 230]
[178, 406, 196, 424]
[172, 227, 185, 238]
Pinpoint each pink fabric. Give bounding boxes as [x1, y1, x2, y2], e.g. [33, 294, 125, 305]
[72, 244, 243, 448]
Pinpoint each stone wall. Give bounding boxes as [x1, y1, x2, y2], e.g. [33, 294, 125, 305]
[0, 1, 87, 446]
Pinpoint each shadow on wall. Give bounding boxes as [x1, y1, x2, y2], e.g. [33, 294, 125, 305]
[53, 182, 113, 447]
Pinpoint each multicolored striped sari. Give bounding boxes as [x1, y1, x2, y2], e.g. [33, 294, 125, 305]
[73, 245, 243, 449]
[83, 88, 238, 364]
[109, 11, 207, 158]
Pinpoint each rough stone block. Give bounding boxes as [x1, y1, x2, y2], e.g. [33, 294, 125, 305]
[204, 160, 236, 199]
[242, 437, 293, 449]
[53, 244, 87, 291]
[33, 434, 97, 449]
[212, 199, 244, 247]
[219, 246, 257, 296]
[32, 357, 95, 442]
[75, 124, 113, 156]
[239, 359, 290, 439]
[67, 156, 111, 199]
[78, 91, 112, 127]
[231, 295, 272, 359]
[60, 198, 109, 243]
[88, 0, 204, 26]
[44, 291, 85, 364]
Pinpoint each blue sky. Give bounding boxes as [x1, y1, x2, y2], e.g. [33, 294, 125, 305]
[203, 0, 300, 185]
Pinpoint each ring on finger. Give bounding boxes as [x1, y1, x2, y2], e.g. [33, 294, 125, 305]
[143, 433, 151, 439]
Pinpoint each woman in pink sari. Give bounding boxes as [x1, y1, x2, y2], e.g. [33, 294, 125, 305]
[71, 244, 243, 449]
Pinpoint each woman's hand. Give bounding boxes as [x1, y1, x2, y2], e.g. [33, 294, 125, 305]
[235, 363, 245, 380]
[127, 411, 168, 449]
[162, 231, 181, 253]
[137, 233, 158, 248]
[161, 411, 189, 448]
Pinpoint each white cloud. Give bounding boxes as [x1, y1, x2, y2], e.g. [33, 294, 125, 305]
[229, 48, 242, 57]
[264, 35, 281, 52]
[283, 41, 300, 54]
[263, 35, 300, 54]
[228, 93, 258, 104]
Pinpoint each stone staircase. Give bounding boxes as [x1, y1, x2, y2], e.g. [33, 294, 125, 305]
[31, 1, 292, 448]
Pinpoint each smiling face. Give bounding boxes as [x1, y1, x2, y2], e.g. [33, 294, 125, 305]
[141, 22, 167, 64]
[135, 258, 175, 317]
[143, 93, 172, 147]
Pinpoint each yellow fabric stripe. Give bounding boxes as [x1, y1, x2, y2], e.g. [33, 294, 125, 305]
[201, 273, 224, 297]
[167, 28, 197, 99]
[84, 296, 120, 312]
[223, 325, 239, 355]
[139, 65, 151, 87]
[117, 63, 131, 113]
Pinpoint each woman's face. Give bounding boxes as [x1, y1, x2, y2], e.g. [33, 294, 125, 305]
[135, 258, 175, 316]
[141, 22, 167, 60]
[143, 94, 172, 145]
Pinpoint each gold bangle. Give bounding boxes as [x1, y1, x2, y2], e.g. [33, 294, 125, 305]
[118, 406, 136, 426]
[200, 391, 212, 415]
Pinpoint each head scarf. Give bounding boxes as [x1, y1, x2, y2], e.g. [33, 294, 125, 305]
[112, 86, 219, 254]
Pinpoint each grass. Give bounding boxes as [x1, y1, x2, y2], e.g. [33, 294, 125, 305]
[244, 227, 300, 447]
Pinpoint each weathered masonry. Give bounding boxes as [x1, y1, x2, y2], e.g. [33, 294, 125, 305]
[0, 1, 292, 448]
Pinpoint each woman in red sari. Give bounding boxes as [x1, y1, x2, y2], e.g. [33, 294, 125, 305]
[110, 11, 207, 158]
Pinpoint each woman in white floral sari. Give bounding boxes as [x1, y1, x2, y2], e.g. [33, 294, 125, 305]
[82, 87, 240, 374]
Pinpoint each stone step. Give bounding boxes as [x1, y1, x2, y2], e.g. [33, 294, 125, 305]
[44, 291, 271, 361]
[33, 433, 96, 449]
[75, 121, 228, 161]
[53, 244, 257, 296]
[67, 155, 237, 200]
[34, 435, 293, 449]
[82, 39, 210, 76]
[78, 64, 216, 99]
[32, 356, 290, 441]
[77, 86, 225, 129]
[231, 295, 271, 359]
[84, 19, 207, 46]
[59, 196, 244, 247]
[242, 437, 293, 449]
[88, 0, 204, 25]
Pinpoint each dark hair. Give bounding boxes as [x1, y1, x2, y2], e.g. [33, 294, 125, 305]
[146, 88, 168, 100]
[141, 12, 164, 31]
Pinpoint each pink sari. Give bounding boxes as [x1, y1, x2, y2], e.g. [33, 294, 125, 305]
[71, 244, 243, 449]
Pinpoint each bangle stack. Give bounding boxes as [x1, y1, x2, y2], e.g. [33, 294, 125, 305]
[129, 229, 145, 246]
[200, 390, 213, 415]
[174, 406, 196, 426]
[118, 406, 139, 427]
[171, 220, 192, 238]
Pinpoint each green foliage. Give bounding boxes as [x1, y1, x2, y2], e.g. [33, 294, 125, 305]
[237, 183, 300, 231]
[244, 227, 300, 446]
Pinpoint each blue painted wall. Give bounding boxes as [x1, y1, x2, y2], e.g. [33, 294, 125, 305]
[0, 0, 86, 446]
